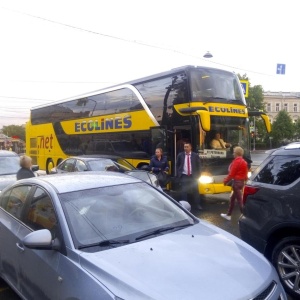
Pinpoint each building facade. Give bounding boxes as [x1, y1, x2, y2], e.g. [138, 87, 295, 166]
[263, 91, 300, 123]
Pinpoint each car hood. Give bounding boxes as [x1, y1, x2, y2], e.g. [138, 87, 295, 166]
[0, 174, 16, 191]
[79, 221, 277, 300]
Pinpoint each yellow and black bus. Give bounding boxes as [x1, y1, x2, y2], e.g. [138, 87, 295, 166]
[26, 65, 271, 195]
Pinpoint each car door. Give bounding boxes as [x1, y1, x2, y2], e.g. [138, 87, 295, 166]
[0, 185, 32, 292]
[17, 186, 62, 300]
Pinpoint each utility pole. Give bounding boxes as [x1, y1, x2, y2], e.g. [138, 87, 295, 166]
[253, 117, 256, 151]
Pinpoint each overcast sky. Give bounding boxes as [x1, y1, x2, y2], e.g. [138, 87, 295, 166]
[0, 0, 298, 128]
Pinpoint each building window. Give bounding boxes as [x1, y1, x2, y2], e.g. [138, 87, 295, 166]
[294, 103, 298, 112]
[275, 103, 280, 112]
[267, 103, 271, 112]
[284, 103, 288, 111]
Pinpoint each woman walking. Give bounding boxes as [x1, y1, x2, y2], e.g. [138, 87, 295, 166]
[221, 147, 248, 220]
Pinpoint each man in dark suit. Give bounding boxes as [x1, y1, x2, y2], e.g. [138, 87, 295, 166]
[176, 142, 202, 210]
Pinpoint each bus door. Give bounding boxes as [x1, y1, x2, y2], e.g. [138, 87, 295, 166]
[173, 126, 191, 159]
[150, 127, 168, 155]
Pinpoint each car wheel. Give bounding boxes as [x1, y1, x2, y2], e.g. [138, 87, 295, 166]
[272, 236, 300, 299]
[46, 159, 54, 174]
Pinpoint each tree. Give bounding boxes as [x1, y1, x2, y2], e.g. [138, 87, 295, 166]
[294, 119, 300, 140]
[1, 125, 25, 141]
[237, 74, 264, 110]
[238, 74, 268, 147]
[271, 110, 294, 146]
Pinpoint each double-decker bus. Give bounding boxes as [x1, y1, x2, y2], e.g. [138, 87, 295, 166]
[26, 65, 271, 196]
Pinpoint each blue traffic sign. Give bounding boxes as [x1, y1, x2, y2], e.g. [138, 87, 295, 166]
[239, 80, 249, 97]
[276, 64, 286, 75]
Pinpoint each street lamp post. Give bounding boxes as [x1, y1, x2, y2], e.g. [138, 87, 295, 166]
[253, 117, 256, 151]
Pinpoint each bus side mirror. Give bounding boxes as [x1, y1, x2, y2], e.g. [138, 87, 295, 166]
[197, 110, 211, 131]
[261, 114, 271, 133]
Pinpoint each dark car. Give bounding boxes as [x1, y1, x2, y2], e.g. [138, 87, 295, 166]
[50, 155, 161, 189]
[0, 172, 286, 299]
[239, 142, 300, 299]
[0, 150, 20, 192]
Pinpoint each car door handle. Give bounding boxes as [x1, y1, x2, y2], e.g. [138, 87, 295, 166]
[16, 242, 25, 252]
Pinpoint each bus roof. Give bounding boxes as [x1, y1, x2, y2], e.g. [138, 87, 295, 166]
[31, 65, 235, 110]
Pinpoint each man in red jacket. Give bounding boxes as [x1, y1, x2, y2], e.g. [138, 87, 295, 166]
[221, 146, 248, 221]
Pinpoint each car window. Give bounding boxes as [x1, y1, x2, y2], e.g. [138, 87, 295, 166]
[75, 160, 88, 171]
[87, 159, 115, 171]
[1, 185, 31, 219]
[23, 187, 58, 237]
[253, 155, 300, 185]
[60, 159, 76, 172]
[0, 156, 20, 175]
[60, 182, 194, 248]
[115, 158, 135, 171]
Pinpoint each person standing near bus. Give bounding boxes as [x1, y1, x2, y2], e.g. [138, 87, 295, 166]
[149, 148, 170, 188]
[16, 155, 36, 180]
[176, 142, 202, 210]
[221, 146, 248, 221]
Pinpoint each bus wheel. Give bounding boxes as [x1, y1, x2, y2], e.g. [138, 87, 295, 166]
[57, 158, 63, 166]
[46, 159, 54, 174]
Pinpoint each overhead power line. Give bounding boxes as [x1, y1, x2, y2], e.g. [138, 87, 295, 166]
[0, 95, 52, 101]
[1, 6, 273, 77]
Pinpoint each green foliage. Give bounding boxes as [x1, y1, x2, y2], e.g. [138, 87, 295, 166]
[1, 125, 25, 141]
[248, 85, 264, 110]
[294, 119, 300, 140]
[271, 110, 294, 146]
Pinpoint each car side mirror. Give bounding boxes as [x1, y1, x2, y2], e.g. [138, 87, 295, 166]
[32, 165, 39, 172]
[22, 229, 53, 250]
[179, 201, 191, 211]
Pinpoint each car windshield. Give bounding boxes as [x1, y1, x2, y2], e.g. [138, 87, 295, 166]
[87, 158, 135, 172]
[60, 182, 194, 250]
[0, 157, 20, 175]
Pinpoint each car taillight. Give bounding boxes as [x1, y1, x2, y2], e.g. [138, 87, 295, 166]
[243, 185, 259, 205]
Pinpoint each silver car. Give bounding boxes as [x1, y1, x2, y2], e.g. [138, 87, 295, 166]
[0, 150, 20, 192]
[0, 172, 286, 300]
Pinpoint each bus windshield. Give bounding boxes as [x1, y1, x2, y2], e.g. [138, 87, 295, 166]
[202, 116, 250, 157]
[190, 68, 245, 105]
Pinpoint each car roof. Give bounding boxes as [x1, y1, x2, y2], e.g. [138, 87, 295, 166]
[0, 150, 19, 157]
[68, 155, 124, 160]
[271, 142, 300, 156]
[17, 172, 141, 194]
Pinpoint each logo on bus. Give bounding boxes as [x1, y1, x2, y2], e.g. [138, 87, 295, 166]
[75, 115, 132, 133]
[38, 134, 54, 149]
[208, 106, 245, 114]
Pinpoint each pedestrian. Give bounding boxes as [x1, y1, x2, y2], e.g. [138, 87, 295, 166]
[149, 148, 170, 188]
[176, 142, 202, 210]
[16, 155, 36, 180]
[221, 146, 248, 220]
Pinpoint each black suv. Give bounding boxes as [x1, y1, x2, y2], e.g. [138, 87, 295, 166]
[239, 143, 300, 299]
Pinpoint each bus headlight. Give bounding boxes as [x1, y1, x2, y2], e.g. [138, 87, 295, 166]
[199, 174, 214, 184]
[247, 170, 252, 179]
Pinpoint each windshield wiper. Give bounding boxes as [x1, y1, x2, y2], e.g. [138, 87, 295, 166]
[135, 223, 193, 241]
[78, 239, 130, 250]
